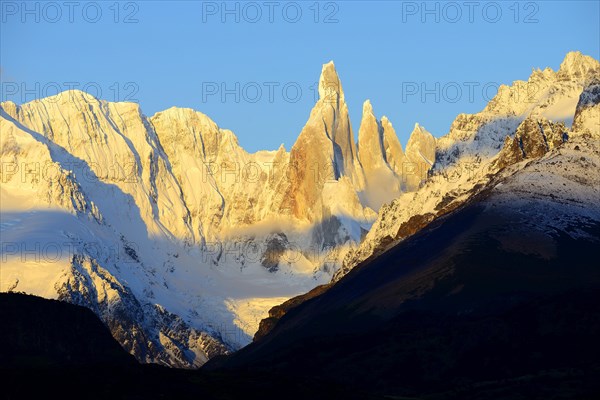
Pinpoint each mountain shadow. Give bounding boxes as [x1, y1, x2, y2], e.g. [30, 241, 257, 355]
[205, 189, 600, 399]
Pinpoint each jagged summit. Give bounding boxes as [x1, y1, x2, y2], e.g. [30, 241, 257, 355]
[357, 100, 382, 169]
[283, 58, 369, 220]
[405, 123, 436, 166]
[154, 105, 211, 117]
[356, 99, 410, 209]
[559, 51, 600, 78]
[412, 122, 427, 132]
[25, 88, 142, 108]
[318, 60, 344, 102]
[380, 116, 405, 179]
[362, 99, 374, 115]
[402, 123, 437, 189]
[408, 122, 434, 142]
[44, 88, 99, 102]
[152, 106, 221, 135]
[0, 89, 96, 111]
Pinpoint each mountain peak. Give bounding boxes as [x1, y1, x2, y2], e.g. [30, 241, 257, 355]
[362, 99, 374, 116]
[406, 123, 436, 169]
[559, 51, 599, 78]
[34, 89, 99, 107]
[152, 106, 220, 131]
[319, 61, 344, 102]
[412, 122, 425, 133]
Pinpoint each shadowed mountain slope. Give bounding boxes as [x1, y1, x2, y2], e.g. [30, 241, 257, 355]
[206, 137, 600, 399]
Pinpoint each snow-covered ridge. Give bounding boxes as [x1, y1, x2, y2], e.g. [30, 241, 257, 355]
[338, 51, 600, 281]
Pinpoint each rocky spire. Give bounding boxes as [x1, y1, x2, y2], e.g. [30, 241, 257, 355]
[358, 100, 385, 173]
[317, 61, 360, 183]
[404, 123, 436, 191]
[319, 61, 344, 103]
[380, 116, 405, 179]
[282, 61, 366, 220]
[357, 100, 403, 210]
[405, 123, 436, 166]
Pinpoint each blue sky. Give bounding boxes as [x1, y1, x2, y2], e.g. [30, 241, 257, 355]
[1, 1, 599, 152]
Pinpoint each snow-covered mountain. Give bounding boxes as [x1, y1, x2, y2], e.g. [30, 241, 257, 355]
[338, 51, 599, 281]
[1, 51, 598, 368]
[0, 61, 419, 367]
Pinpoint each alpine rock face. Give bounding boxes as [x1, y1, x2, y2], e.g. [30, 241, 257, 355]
[1, 51, 598, 368]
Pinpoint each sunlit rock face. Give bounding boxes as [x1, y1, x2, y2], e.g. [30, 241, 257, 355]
[573, 77, 600, 137]
[281, 61, 365, 223]
[403, 123, 437, 191]
[495, 117, 568, 170]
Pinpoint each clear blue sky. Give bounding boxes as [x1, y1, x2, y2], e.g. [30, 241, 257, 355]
[1, 1, 599, 152]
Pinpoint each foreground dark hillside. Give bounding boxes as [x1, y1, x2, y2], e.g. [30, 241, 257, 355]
[0, 293, 137, 368]
[0, 293, 372, 399]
